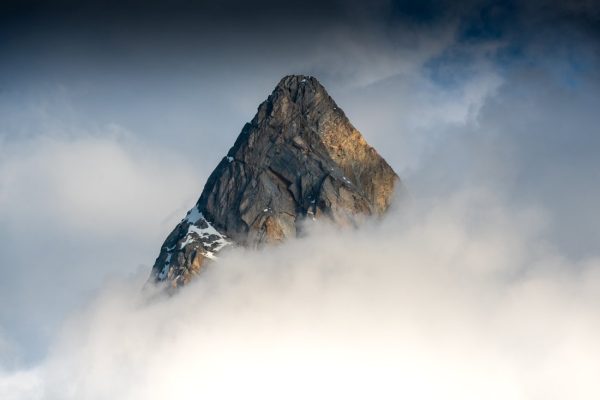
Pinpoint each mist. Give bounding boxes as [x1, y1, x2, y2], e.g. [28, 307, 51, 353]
[4, 191, 600, 399]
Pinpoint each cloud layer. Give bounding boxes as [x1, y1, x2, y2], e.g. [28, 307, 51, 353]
[4, 191, 600, 399]
[0, 130, 202, 363]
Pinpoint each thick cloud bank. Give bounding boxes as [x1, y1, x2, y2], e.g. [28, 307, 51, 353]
[3, 190, 599, 399]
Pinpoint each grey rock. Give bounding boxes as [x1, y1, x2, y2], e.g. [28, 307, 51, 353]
[151, 75, 405, 287]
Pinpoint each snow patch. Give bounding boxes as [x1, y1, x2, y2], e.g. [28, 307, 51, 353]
[184, 206, 202, 224]
[158, 253, 172, 280]
[156, 208, 232, 281]
[179, 212, 231, 258]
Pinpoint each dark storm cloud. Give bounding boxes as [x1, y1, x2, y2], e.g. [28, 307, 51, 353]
[0, 0, 597, 90]
[1, 0, 597, 95]
[2, 0, 598, 42]
[0, 0, 350, 31]
[0, 0, 596, 103]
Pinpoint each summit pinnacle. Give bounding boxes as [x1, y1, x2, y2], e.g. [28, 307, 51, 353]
[151, 75, 405, 286]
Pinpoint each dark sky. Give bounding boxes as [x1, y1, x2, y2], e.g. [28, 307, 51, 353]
[2, 0, 598, 72]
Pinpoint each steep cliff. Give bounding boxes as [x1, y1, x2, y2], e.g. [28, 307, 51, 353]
[151, 75, 404, 286]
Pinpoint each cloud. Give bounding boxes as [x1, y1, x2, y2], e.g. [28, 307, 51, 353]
[0, 131, 196, 235]
[2, 189, 599, 399]
[0, 127, 203, 364]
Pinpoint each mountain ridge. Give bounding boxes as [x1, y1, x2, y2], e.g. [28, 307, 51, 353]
[151, 75, 404, 286]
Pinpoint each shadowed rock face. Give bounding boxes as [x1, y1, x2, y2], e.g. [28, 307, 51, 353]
[151, 75, 404, 286]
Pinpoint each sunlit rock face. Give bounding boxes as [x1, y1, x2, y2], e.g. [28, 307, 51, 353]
[151, 75, 404, 287]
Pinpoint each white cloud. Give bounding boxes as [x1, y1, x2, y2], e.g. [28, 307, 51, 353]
[0, 368, 41, 400]
[0, 128, 205, 364]
[2, 189, 598, 399]
[0, 129, 201, 238]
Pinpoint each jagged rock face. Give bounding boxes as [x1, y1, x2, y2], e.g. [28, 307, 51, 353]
[151, 75, 404, 286]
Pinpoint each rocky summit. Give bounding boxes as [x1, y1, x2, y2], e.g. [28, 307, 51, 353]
[151, 75, 405, 287]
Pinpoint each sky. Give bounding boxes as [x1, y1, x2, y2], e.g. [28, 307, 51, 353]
[1, 0, 600, 398]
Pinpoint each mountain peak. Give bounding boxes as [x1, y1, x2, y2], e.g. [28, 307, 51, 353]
[273, 75, 328, 102]
[276, 74, 319, 88]
[251, 74, 337, 129]
[151, 75, 404, 287]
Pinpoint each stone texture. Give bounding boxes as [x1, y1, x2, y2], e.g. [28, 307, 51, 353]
[151, 75, 405, 287]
